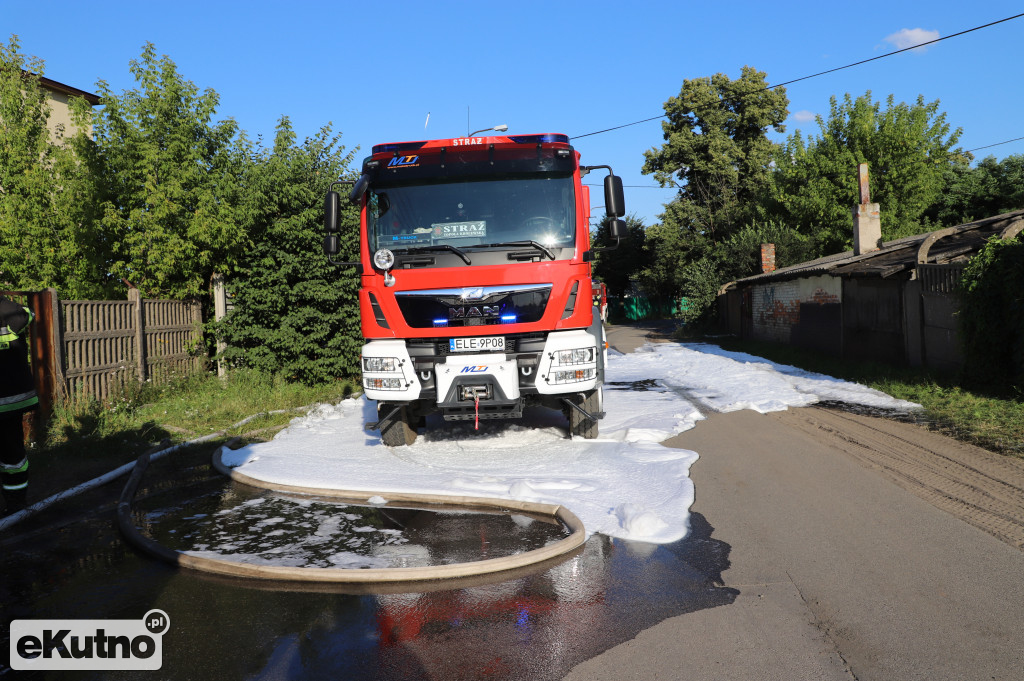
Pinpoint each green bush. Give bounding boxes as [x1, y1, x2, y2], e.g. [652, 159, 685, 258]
[959, 235, 1024, 395]
[216, 120, 361, 384]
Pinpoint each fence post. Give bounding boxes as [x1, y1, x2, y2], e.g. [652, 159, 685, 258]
[128, 288, 147, 382]
[191, 298, 203, 375]
[212, 274, 227, 377]
[47, 288, 66, 401]
[24, 290, 54, 442]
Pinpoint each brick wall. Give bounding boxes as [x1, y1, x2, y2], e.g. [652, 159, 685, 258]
[750, 275, 841, 344]
[760, 243, 776, 273]
[752, 280, 799, 342]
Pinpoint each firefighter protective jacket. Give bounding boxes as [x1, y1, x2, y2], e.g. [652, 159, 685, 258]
[0, 296, 38, 414]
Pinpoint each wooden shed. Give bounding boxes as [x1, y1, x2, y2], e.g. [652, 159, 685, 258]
[717, 210, 1024, 372]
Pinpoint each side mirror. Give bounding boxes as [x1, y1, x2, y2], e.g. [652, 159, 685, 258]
[350, 175, 371, 204]
[324, 191, 340, 233]
[589, 218, 628, 255]
[323, 233, 339, 256]
[604, 174, 625, 218]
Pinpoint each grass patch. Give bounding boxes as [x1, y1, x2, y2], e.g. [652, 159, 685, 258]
[30, 370, 360, 503]
[689, 334, 1024, 458]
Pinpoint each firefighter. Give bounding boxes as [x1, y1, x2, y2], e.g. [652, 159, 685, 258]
[0, 295, 38, 514]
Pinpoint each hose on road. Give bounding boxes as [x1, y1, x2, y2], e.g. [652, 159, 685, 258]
[0, 407, 312, 533]
[116, 438, 586, 584]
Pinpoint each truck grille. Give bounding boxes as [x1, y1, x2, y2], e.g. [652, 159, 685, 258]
[407, 333, 546, 357]
[393, 284, 551, 329]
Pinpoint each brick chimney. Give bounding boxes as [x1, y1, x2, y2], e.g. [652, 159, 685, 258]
[853, 163, 882, 255]
[760, 243, 776, 273]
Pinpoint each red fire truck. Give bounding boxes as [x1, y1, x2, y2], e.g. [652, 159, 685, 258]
[323, 132, 625, 446]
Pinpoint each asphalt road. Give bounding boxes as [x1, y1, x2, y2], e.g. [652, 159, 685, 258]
[571, 323, 1024, 680]
[4, 322, 1021, 680]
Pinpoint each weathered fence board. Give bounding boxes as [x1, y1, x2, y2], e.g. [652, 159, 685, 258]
[63, 299, 138, 400]
[916, 263, 966, 372]
[60, 292, 203, 401]
[918, 263, 966, 295]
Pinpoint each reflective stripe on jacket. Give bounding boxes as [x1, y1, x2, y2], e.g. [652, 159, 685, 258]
[0, 390, 38, 413]
[0, 301, 36, 411]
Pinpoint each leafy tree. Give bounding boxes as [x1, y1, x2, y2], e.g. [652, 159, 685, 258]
[770, 92, 964, 252]
[0, 36, 105, 296]
[637, 219, 813, 323]
[642, 66, 789, 245]
[591, 214, 646, 298]
[927, 154, 1024, 226]
[715, 221, 815, 282]
[216, 118, 361, 383]
[75, 43, 246, 299]
[636, 221, 692, 307]
[958, 234, 1024, 394]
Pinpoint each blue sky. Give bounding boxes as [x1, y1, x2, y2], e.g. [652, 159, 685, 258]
[3, 1, 1022, 227]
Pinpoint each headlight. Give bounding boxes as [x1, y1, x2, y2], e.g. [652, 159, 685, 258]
[364, 377, 404, 391]
[363, 356, 399, 372]
[555, 347, 596, 365]
[373, 248, 395, 271]
[552, 368, 596, 384]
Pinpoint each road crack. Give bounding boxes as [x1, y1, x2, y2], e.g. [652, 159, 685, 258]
[785, 570, 860, 681]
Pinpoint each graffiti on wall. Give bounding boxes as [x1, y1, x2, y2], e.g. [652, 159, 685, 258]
[810, 288, 839, 306]
[757, 286, 800, 325]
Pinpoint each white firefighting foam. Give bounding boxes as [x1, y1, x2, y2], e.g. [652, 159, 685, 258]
[222, 342, 917, 544]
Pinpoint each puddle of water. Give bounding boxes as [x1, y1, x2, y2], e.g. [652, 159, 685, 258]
[816, 399, 927, 424]
[604, 379, 664, 392]
[1, 447, 738, 681]
[136, 480, 570, 570]
[2, 475, 736, 681]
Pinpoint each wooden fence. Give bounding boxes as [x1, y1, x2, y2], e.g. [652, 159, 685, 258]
[62, 289, 204, 401]
[915, 263, 967, 371]
[2, 288, 203, 439]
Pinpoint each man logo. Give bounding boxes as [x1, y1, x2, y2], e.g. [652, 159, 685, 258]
[460, 287, 485, 300]
[449, 306, 500, 319]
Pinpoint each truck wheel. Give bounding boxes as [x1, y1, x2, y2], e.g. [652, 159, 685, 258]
[569, 388, 602, 439]
[379, 403, 417, 447]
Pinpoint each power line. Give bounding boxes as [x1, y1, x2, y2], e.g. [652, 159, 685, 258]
[966, 136, 1024, 153]
[571, 12, 1024, 141]
[585, 183, 675, 189]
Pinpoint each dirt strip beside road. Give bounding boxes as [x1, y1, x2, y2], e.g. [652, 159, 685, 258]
[774, 407, 1024, 550]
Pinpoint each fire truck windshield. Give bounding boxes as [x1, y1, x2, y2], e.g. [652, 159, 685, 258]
[368, 174, 576, 260]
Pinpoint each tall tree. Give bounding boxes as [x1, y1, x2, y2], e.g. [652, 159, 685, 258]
[770, 92, 965, 252]
[76, 43, 246, 299]
[642, 66, 789, 246]
[926, 154, 1024, 226]
[591, 214, 646, 298]
[0, 36, 104, 296]
[638, 66, 788, 321]
[216, 119, 361, 383]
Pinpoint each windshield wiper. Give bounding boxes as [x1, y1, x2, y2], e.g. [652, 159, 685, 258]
[479, 241, 556, 261]
[396, 244, 471, 265]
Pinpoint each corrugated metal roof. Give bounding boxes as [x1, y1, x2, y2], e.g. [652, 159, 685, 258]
[725, 209, 1024, 289]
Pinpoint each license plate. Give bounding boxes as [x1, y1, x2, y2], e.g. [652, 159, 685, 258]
[449, 336, 505, 353]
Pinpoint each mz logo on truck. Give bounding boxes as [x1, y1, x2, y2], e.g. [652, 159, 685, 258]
[449, 306, 500, 319]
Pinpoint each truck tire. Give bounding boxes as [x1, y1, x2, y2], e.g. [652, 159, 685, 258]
[379, 403, 417, 447]
[568, 388, 602, 439]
